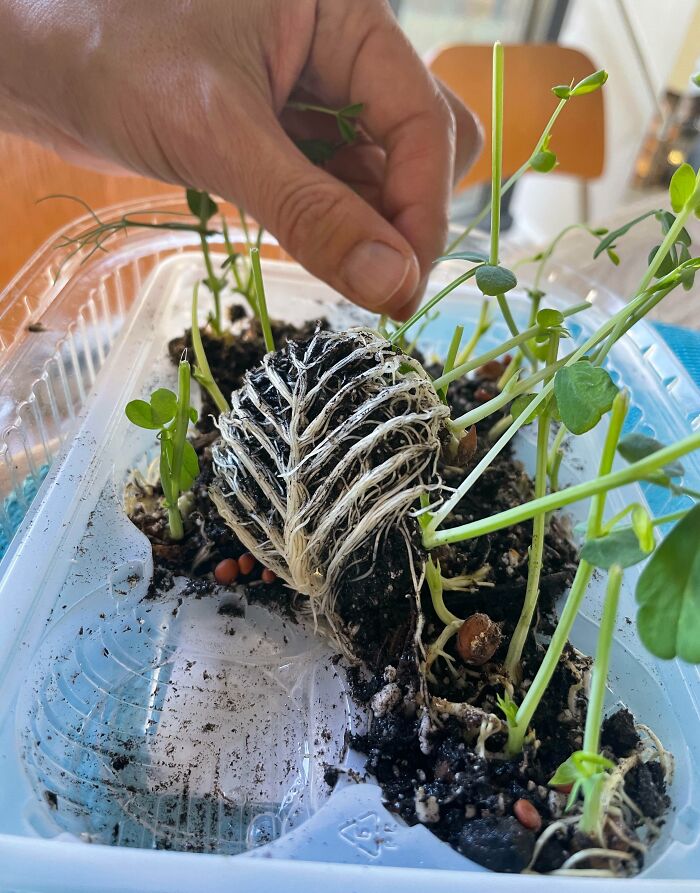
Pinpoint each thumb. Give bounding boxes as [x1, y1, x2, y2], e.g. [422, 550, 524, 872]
[220, 120, 422, 320]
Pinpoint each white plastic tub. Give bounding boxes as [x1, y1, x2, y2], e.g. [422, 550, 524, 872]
[1, 244, 700, 891]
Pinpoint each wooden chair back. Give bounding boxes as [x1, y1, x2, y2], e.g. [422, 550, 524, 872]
[428, 43, 606, 192]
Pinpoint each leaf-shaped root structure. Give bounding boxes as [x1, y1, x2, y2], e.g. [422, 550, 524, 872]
[210, 327, 450, 655]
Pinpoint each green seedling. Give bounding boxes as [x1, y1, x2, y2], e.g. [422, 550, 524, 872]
[191, 284, 229, 414]
[125, 360, 199, 541]
[287, 101, 364, 164]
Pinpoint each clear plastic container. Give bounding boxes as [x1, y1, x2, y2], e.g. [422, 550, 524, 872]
[1, 216, 700, 891]
[0, 194, 280, 556]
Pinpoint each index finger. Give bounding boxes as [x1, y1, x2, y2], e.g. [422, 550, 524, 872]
[306, 1, 458, 313]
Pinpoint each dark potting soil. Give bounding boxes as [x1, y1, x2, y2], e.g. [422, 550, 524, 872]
[126, 315, 668, 873]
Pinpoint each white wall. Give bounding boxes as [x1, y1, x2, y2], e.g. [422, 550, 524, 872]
[511, 0, 698, 242]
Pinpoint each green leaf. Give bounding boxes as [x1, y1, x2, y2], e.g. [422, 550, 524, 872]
[693, 73, 700, 88]
[496, 692, 518, 725]
[636, 504, 700, 662]
[553, 363, 619, 434]
[571, 69, 608, 96]
[656, 210, 691, 245]
[593, 209, 661, 259]
[617, 433, 684, 479]
[150, 388, 177, 426]
[179, 439, 200, 491]
[537, 308, 564, 329]
[296, 138, 336, 165]
[669, 163, 696, 213]
[125, 399, 159, 430]
[475, 264, 517, 296]
[552, 85, 571, 99]
[531, 149, 557, 173]
[631, 505, 655, 554]
[607, 248, 620, 266]
[648, 244, 677, 278]
[337, 116, 358, 144]
[189, 406, 199, 423]
[510, 394, 544, 425]
[340, 102, 364, 118]
[581, 527, 649, 569]
[186, 189, 218, 223]
[435, 251, 488, 264]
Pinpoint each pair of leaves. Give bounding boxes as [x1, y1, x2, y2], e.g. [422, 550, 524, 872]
[553, 361, 619, 435]
[125, 388, 192, 430]
[552, 69, 608, 100]
[550, 750, 614, 811]
[186, 189, 218, 225]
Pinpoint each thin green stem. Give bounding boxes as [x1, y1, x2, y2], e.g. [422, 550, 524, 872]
[455, 300, 491, 366]
[671, 482, 700, 500]
[451, 355, 568, 431]
[446, 96, 568, 254]
[489, 42, 504, 268]
[532, 223, 600, 292]
[547, 423, 568, 491]
[164, 360, 192, 541]
[428, 282, 660, 532]
[426, 558, 462, 625]
[595, 182, 700, 366]
[250, 247, 275, 353]
[167, 506, 184, 541]
[583, 565, 623, 758]
[200, 234, 223, 335]
[390, 268, 478, 345]
[191, 285, 229, 414]
[425, 415, 700, 548]
[504, 331, 559, 678]
[504, 392, 629, 754]
[432, 300, 590, 392]
[439, 325, 464, 402]
[580, 564, 623, 835]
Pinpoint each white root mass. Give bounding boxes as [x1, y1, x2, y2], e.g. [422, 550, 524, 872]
[211, 327, 449, 650]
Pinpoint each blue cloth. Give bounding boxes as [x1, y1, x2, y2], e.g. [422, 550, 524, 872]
[653, 322, 700, 391]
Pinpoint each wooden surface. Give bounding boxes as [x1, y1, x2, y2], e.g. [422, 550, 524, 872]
[429, 43, 605, 191]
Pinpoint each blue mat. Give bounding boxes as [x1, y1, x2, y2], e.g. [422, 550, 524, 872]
[653, 322, 700, 391]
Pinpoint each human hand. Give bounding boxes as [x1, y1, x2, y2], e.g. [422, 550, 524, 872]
[0, 0, 481, 318]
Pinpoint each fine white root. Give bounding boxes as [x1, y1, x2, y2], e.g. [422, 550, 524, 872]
[211, 328, 449, 655]
[557, 848, 636, 871]
[441, 565, 493, 590]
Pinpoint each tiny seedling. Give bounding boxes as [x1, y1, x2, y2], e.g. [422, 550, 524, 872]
[191, 284, 229, 414]
[125, 360, 199, 541]
[286, 101, 365, 164]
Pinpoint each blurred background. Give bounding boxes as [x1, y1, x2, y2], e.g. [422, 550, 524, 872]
[393, 0, 700, 243]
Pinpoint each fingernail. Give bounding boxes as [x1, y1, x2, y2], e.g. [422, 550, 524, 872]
[340, 241, 414, 308]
